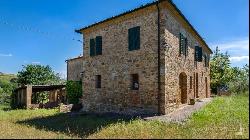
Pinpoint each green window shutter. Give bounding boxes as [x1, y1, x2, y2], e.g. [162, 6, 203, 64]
[128, 28, 133, 51]
[179, 33, 185, 55]
[197, 46, 202, 62]
[198, 47, 203, 62]
[128, 26, 140, 51]
[179, 33, 183, 55]
[96, 36, 102, 55]
[195, 46, 198, 61]
[184, 38, 188, 57]
[204, 54, 207, 67]
[134, 26, 140, 50]
[207, 54, 210, 67]
[90, 38, 95, 56]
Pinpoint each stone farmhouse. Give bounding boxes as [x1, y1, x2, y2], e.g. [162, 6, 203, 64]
[67, 0, 213, 115]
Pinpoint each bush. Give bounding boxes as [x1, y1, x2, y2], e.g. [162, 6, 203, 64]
[66, 81, 82, 104]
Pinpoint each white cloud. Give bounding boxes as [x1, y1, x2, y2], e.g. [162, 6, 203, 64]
[0, 53, 12, 57]
[31, 61, 41, 64]
[229, 56, 249, 62]
[214, 39, 249, 51]
[209, 38, 249, 67]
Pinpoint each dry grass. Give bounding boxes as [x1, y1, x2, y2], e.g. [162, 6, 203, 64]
[0, 92, 249, 139]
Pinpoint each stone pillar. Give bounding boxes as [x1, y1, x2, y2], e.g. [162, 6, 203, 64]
[26, 85, 32, 109]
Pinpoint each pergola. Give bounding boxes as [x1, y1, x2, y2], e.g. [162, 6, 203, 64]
[13, 85, 66, 109]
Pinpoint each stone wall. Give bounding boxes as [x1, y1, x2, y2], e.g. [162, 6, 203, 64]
[67, 57, 83, 81]
[161, 6, 211, 113]
[81, 6, 161, 115]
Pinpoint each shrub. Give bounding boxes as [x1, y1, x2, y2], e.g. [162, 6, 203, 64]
[66, 81, 82, 104]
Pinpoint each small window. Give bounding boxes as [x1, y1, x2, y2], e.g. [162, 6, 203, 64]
[190, 76, 193, 89]
[131, 74, 139, 90]
[95, 75, 101, 88]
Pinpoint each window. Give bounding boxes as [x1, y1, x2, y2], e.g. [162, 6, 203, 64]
[190, 76, 193, 89]
[90, 36, 102, 56]
[95, 75, 101, 88]
[128, 26, 140, 51]
[131, 74, 139, 90]
[179, 33, 188, 56]
[195, 46, 202, 62]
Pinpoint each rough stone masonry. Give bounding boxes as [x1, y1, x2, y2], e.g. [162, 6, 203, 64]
[68, 0, 213, 115]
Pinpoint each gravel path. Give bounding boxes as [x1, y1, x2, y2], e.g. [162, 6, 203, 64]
[144, 98, 213, 123]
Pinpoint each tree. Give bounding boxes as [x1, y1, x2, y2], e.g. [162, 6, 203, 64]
[228, 64, 249, 94]
[210, 47, 232, 94]
[66, 81, 82, 104]
[17, 64, 62, 86]
[0, 76, 17, 104]
[210, 46, 249, 95]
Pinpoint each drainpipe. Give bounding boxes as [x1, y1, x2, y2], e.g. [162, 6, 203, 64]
[156, 1, 161, 115]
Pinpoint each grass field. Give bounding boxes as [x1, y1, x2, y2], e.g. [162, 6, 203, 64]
[0, 92, 249, 139]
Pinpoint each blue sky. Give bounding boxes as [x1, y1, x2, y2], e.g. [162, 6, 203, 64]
[0, 0, 249, 78]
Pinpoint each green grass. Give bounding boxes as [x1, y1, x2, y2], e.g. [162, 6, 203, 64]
[0, 92, 249, 139]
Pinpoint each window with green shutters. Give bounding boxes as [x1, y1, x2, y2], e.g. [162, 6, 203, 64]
[195, 46, 203, 62]
[89, 36, 102, 57]
[128, 26, 140, 51]
[179, 33, 188, 57]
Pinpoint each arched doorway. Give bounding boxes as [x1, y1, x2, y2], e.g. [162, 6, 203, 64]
[179, 72, 187, 104]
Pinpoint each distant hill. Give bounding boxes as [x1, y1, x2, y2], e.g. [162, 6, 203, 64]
[0, 73, 17, 83]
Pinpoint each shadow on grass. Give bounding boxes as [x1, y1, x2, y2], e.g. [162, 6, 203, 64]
[16, 112, 141, 138]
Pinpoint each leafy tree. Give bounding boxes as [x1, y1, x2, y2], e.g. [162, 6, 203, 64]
[210, 47, 249, 94]
[210, 47, 232, 94]
[228, 64, 249, 94]
[17, 64, 62, 86]
[0, 74, 18, 104]
[66, 81, 82, 104]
